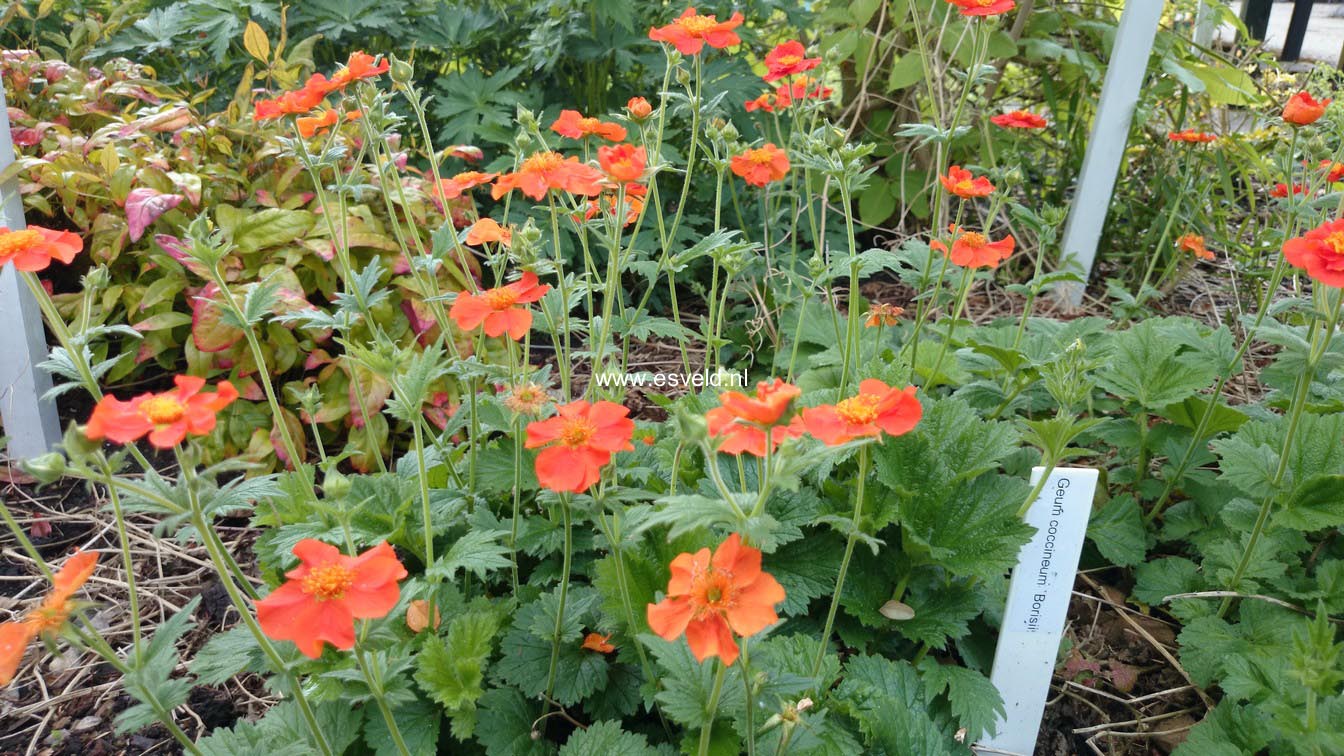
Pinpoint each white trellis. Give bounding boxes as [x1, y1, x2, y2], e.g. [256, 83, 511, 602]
[1057, 1, 1165, 307]
[0, 85, 61, 461]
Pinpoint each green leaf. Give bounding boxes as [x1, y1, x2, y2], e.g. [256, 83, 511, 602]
[191, 626, 266, 685]
[1087, 494, 1147, 567]
[558, 721, 663, 756]
[643, 634, 744, 729]
[768, 532, 843, 615]
[1275, 474, 1344, 531]
[1174, 703, 1272, 756]
[476, 688, 554, 756]
[225, 207, 316, 255]
[429, 529, 513, 581]
[363, 698, 441, 756]
[415, 605, 501, 736]
[918, 658, 1004, 743]
[1095, 319, 1218, 409]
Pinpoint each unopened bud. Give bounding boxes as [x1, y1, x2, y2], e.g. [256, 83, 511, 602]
[22, 453, 66, 484]
[389, 54, 414, 85]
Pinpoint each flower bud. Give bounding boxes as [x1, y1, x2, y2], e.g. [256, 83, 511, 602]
[516, 106, 538, 131]
[389, 54, 414, 85]
[626, 96, 652, 120]
[21, 452, 66, 485]
[323, 470, 351, 499]
[673, 405, 708, 446]
[675, 66, 691, 88]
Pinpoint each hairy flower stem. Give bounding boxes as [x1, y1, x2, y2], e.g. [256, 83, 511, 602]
[96, 456, 142, 655]
[926, 266, 974, 389]
[698, 661, 728, 756]
[1219, 291, 1342, 618]
[510, 417, 524, 594]
[542, 494, 573, 718]
[813, 444, 870, 678]
[181, 461, 334, 756]
[547, 196, 574, 399]
[356, 644, 414, 756]
[836, 183, 863, 395]
[741, 639, 757, 756]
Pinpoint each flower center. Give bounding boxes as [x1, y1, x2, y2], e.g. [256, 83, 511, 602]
[302, 563, 355, 601]
[0, 229, 41, 256]
[1326, 231, 1344, 254]
[835, 394, 882, 425]
[678, 14, 719, 35]
[692, 569, 733, 614]
[29, 602, 72, 634]
[959, 231, 988, 248]
[578, 117, 601, 133]
[139, 396, 186, 425]
[749, 149, 775, 166]
[559, 417, 597, 448]
[483, 288, 520, 310]
[523, 151, 564, 174]
[977, 0, 997, 6]
[955, 179, 976, 193]
[776, 54, 802, 67]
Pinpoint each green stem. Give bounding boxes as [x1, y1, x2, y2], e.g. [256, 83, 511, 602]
[542, 494, 573, 712]
[96, 456, 142, 656]
[812, 444, 869, 678]
[741, 639, 757, 756]
[1218, 291, 1342, 617]
[355, 643, 414, 756]
[926, 266, 973, 389]
[182, 461, 334, 756]
[697, 661, 728, 756]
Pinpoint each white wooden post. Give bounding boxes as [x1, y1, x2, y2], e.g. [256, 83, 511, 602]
[1056, 2, 1165, 307]
[0, 86, 61, 460]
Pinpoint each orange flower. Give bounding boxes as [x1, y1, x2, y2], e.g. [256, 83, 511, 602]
[731, 143, 790, 187]
[1271, 182, 1307, 198]
[84, 375, 239, 449]
[1319, 160, 1344, 183]
[931, 226, 1015, 268]
[1167, 129, 1217, 144]
[1283, 217, 1344, 288]
[626, 97, 653, 120]
[744, 92, 784, 113]
[1283, 92, 1331, 126]
[252, 79, 329, 121]
[1, 550, 98, 686]
[802, 379, 922, 446]
[449, 271, 549, 340]
[465, 217, 512, 247]
[582, 632, 616, 653]
[705, 379, 804, 457]
[649, 7, 744, 55]
[330, 51, 390, 87]
[491, 151, 606, 201]
[0, 225, 82, 272]
[598, 143, 647, 183]
[550, 109, 628, 142]
[256, 540, 407, 659]
[646, 533, 785, 666]
[948, 0, 1016, 16]
[1177, 233, 1213, 261]
[779, 76, 831, 102]
[940, 165, 995, 198]
[582, 183, 647, 227]
[763, 40, 820, 82]
[990, 110, 1047, 129]
[296, 108, 361, 138]
[865, 303, 904, 327]
[434, 171, 497, 202]
[525, 400, 635, 493]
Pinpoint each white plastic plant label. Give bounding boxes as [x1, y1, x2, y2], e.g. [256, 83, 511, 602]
[975, 467, 1099, 756]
